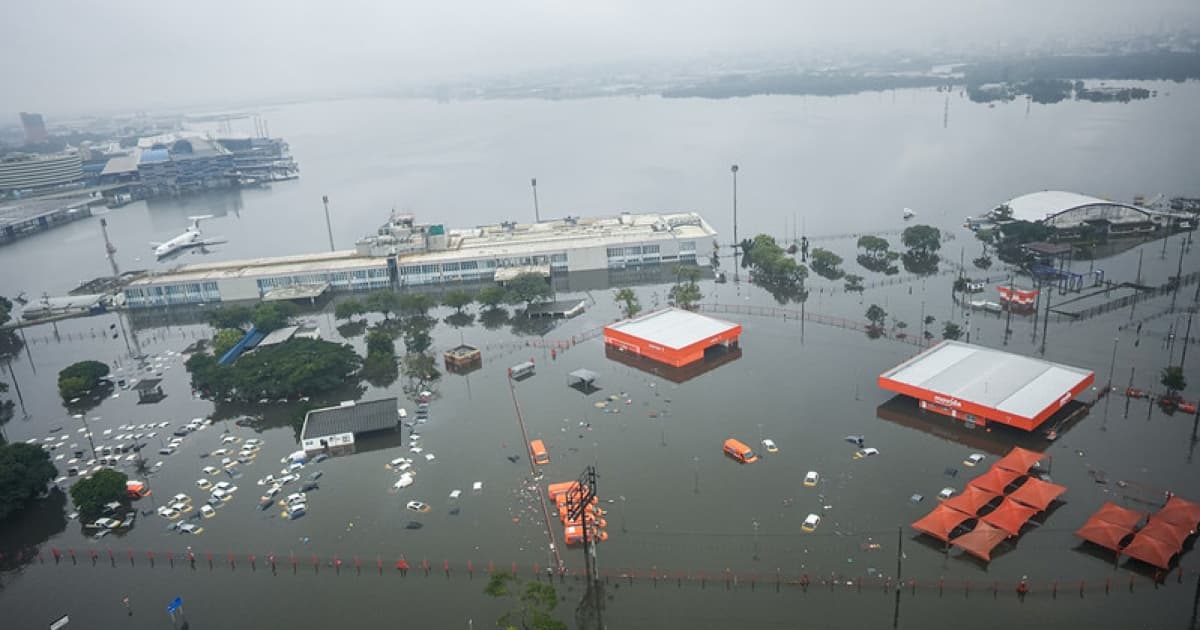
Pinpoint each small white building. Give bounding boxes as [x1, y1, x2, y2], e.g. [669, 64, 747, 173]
[300, 398, 402, 457]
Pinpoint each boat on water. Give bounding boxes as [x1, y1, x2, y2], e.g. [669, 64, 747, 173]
[903, 207, 916, 220]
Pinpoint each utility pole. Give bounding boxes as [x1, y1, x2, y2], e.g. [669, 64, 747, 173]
[1172, 237, 1186, 310]
[893, 525, 903, 630]
[731, 165, 739, 282]
[530, 178, 540, 224]
[1182, 312, 1194, 367]
[1003, 275, 1014, 345]
[1040, 287, 1052, 355]
[322, 195, 335, 252]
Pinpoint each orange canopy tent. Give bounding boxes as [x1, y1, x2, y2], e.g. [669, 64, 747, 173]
[951, 521, 1010, 561]
[943, 486, 1000, 516]
[981, 498, 1040, 537]
[969, 466, 1023, 495]
[1090, 502, 1144, 530]
[1155, 496, 1200, 529]
[1007, 477, 1067, 511]
[1074, 517, 1134, 552]
[1139, 518, 1194, 550]
[1122, 532, 1178, 570]
[993, 446, 1047, 474]
[912, 504, 973, 542]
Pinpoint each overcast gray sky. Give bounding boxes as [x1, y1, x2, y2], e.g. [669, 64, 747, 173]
[3, 0, 1197, 116]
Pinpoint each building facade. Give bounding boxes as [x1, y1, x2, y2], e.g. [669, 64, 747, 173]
[0, 151, 83, 192]
[19, 112, 48, 144]
[124, 212, 718, 308]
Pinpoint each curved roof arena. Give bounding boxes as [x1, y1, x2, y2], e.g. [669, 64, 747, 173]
[996, 191, 1144, 223]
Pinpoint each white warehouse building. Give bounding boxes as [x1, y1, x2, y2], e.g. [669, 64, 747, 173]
[124, 211, 718, 308]
[987, 191, 1192, 236]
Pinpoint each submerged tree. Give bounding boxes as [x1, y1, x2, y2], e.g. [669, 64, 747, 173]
[441, 289, 475, 313]
[0, 442, 57, 521]
[484, 570, 567, 630]
[506, 273, 553, 311]
[865, 304, 887, 329]
[57, 360, 110, 403]
[809, 247, 845, 280]
[334, 298, 366, 321]
[942, 322, 964, 341]
[1161, 366, 1187, 399]
[613, 287, 642, 319]
[69, 468, 128, 517]
[478, 285, 509, 310]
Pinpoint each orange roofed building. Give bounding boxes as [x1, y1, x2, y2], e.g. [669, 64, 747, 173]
[604, 308, 741, 368]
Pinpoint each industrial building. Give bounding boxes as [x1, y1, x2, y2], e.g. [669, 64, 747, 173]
[878, 341, 1095, 432]
[0, 151, 83, 193]
[124, 211, 718, 308]
[985, 191, 1193, 237]
[300, 398, 402, 457]
[603, 308, 741, 368]
[134, 133, 235, 196]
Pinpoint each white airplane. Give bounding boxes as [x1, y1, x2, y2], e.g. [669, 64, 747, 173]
[150, 215, 222, 258]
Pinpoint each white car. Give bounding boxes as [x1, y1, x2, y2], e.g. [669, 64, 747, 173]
[211, 489, 230, 501]
[211, 448, 229, 458]
[804, 471, 819, 487]
[221, 435, 239, 444]
[92, 517, 122, 529]
[172, 493, 191, 504]
[964, 453, 986, 467]
[197, 479, 213, 489]
[285, 492, 307, 505]
[245, 438, 263, 446]
[169, 501, 190, 512]
[802, 513, 821, 532]
[406, 500, 430, 512]
[202, 466, 219, 475]
[762, 439, 778, 453]
[287, 504, 307, 519]
[394, 474, 414, 489]
[157, 421, 170, 428]
[214, 481, 233, 491]
[200, 505, 216, 519]
[158, 507, 181, 520]
[938, 487, 956, 501]
[178, 523, 204, 534]
[277, 474, 298, 485]
[854, 447, 880, 459]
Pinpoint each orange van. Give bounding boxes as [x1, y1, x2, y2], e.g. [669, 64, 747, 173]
[723, 438, 758, 463]
[530, 440, 550, 465]
[547, 481, 580, 501]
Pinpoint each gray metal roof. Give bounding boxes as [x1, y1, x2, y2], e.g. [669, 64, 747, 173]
[301, 398, 399, 440]
[880, 341, 1093, 420]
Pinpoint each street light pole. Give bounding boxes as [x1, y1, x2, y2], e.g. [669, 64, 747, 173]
[530, 178, 540, 224]
[731, 165, 739, 282]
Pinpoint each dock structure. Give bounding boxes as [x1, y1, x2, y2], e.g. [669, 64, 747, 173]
[123, 211, 717, 308]
[878, 341, 1095, 432]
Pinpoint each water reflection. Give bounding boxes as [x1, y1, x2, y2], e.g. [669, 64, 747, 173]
[0, 488, 68, 572]
[604, 344, 743, 384]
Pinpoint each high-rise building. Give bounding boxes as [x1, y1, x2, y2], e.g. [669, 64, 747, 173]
[19, 112, 48, 144]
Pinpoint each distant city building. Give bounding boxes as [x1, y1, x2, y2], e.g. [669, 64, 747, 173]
[0, 151, 83, 193]
[19, 112, 48, 144]
[134, 133, 235, 196]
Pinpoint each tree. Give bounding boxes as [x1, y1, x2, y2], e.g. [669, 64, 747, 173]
[740, 235, 809, 303]
[366, 290, 400, 320]
[809, 248, 845, 279]
[442, 290, 475, 313]
[58, 360, 110, 402]
[366, 329, 395, 356]
[856, 235, 891, 259]
[843, 274, 865, 293]
[362, 330, 398, 387]
[1161, 366, 1187, 398]
[901, 225, 942, 258]
[69, 468, 128, 517]
[186, 339, 362, 403]
[398, 293, 435, 317]
[668, 283, 703, 310]
[206, 305, 253, 330]
[212, 328, 244, 358]
[0, 442, 57, 521]
[484, 571, 567, 630]
[334, 298, 366, 321]
[251, 302, 298, 333]
[865, 304, 887, 329]
[942, 322, 964, 341]
[0, 295, 11, 327]
[478, 285, 508, 310]
[506, 273, 553, 310]
[613, 288, 642, 319]
[401, 318, 434, 354]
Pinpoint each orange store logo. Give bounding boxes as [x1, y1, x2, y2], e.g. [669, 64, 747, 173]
[933, 395, 963, 408]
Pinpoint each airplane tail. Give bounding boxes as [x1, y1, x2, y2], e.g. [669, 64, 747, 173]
[187, 214, 215, 230]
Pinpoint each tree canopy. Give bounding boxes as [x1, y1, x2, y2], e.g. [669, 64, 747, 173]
[484, 571, 567, 630]
[250, 302, 298, 332]
[58, 360, 110, 402]
[398, 293, 435, 316]
[186, 339, 362, 402]
[506, 273, 553, 309]
[362, 329, 398, 387]
[0, 295, 12, 327]
[856, 235, 891, 257]
[0, 443, 57, 521]
[809, 247, 845, 279]
[365, 290, 400, 319]
[334, 298, 366, 321]
[942, 322, 964, 341]
[741, 234, 809, 303]
[865, 304, 888, 328]
[478, 285, 508, 309]
[613, 287, 642, 319]
[212, 328, 244, 358]
[901, 225, 942, 257]
[1161, 366, 1187, 397]
[206, 305, 253, 330]
[69, 468, 128, 517]
[441, 289, 475, 313]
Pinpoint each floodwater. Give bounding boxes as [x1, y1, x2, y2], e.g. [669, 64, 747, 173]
[1, 85, 1200, 628]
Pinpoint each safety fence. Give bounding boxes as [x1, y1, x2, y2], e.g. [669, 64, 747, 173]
[1, 547, 1192, 601]
[1054, 271, 1200, 320]
[699, 303, 935, 349]
[479, 326, 606, 365]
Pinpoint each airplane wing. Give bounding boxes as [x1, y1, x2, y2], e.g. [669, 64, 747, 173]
[149, 242, 163, 248]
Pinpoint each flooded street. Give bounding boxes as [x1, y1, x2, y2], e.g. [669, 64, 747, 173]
[1, 86, 1199, 628]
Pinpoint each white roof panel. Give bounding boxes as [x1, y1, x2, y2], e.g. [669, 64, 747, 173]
[607, 308, 738, 350]
[881, 341, 1092, 420]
